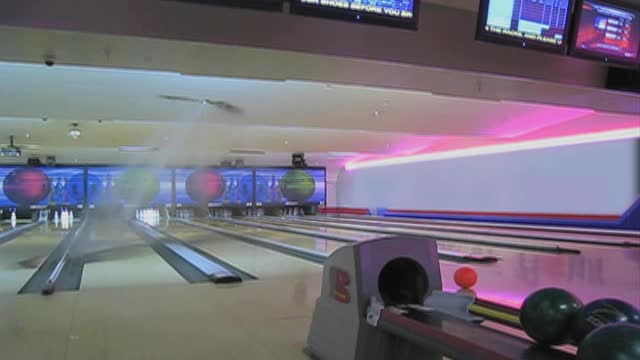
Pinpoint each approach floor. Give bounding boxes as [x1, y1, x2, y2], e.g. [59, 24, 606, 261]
[0, 219, 323, 360]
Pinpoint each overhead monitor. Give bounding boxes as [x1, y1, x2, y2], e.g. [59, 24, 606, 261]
[570, 0, 640, 66]
[476, 0, 575, 53]
[0, 166, 85, 208]
[290, 0, 419, 29]
[175, 168, 254, 207]
[86, 167, 173, 207]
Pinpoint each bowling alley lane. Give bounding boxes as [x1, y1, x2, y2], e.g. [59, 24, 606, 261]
[276, 216, 594, 253]
[255, 216, 583, 256]
[198, 218, 345, 254]
[0, 223, 67, 294]
[77, 219, 186, 290]
[159, 221, 322, 280]
[310, 215, 640, 246]
[249, 217, 640, 308]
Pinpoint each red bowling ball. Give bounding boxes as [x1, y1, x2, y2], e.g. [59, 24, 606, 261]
[185, 168, 225, 203]
[454, 266, 478, 289]
[2, 168, 51, 205]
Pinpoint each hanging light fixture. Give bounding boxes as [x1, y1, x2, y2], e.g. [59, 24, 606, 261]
[68, 123, 81, 140]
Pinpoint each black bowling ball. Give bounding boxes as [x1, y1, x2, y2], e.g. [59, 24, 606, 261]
[573, 298, 640, 344]
[519, 288, 583, 345]
[577, 323, 640, 360]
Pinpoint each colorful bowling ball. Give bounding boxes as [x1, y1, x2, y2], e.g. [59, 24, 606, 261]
[519, 288, 583, 345]
[577, 323, 640, 360]
[573, 298, 640, 344]
[279, 170, 316, 202]
[66, 173, 87, 204]
[454, 266, 478, 289]
[185, 169, 225, 203]
[115, 168, 160, 206]
[2, 168, 51, 205]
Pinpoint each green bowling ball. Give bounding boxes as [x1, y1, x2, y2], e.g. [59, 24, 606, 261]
[577, 323, 640, 360]
[115, 168, 160, 206]
[519, 288, 583, 345]
[573, 298, 640, 344]
[279, 170, 316, 202]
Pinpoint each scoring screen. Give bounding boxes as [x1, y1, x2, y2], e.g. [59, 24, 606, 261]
[573, 0, 640, 63]
[479, 0, 573, 50]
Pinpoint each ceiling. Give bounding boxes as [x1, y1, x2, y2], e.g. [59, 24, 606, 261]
[0, 61, 637, 167]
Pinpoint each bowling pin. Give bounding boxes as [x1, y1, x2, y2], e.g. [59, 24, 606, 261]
[69, 210, 74, 225]
[54, 210, 60, 227]
[10, 209, 16, 228]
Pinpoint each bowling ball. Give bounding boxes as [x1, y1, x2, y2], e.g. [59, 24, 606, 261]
[2, 168, 51, 205]
[115, 168, 160, 206]
[573, 298, 640, 344]
[577, 323, 640, 360]
[85, 174, 104, 204]
[66, 173, 87, 204]
[519, 288, 583, 345]
[254, 175, 269, 203]
[279, 170, 316, 202]
[185, 169, 225, 203]
[454, 266, 478, 289]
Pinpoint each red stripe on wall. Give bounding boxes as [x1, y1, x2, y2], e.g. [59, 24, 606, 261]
[318, 207, 369, 215]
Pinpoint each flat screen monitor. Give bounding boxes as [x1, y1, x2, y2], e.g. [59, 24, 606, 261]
[254, 168, 326, 205]
[476, 0, 575, 53]
[0, 166, 85, 208]
[570, 0, 640, 66]
[86, 167, 172, 207]
[175, 168, 254, 207]
[169, 0, 284, 12]
[290, 0, 419, 29]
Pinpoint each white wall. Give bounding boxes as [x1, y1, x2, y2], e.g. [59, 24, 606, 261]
[337, 139, 639, 214]
[325, 165, 341, 207]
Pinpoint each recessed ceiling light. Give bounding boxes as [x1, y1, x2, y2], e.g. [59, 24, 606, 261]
[25, 133, 30, 138]
[284, 140, 289, 145]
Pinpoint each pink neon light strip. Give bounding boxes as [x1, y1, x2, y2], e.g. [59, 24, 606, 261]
[345, 127, 640, 170]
